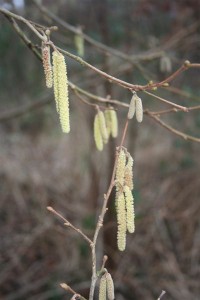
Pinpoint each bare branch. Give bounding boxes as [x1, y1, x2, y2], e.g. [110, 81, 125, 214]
[47, 207, 92, 245]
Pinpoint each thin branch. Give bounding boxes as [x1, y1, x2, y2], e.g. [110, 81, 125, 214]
[47, 207, 92, 245]
[89, 119, 130, 300]
[60, 283, 86, 300]
[144, 91, 188, 112]
[151, 105, 200, 116]
[157, 290, 166, 300]
[147, 111, 200, 143]
[0, 8, 46, 41]
[0, 92, 51, 122]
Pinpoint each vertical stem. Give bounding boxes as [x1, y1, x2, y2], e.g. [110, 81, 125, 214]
[89, 119, 129, 300]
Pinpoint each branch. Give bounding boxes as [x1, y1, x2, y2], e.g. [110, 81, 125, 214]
[89, 119, 130, 300]
[147, 111, 200, 143]
[47, 207, 92, 246]
[144, 91, 188, 111]
[157, 290, 166, 300]
[0, 7, 46, 41]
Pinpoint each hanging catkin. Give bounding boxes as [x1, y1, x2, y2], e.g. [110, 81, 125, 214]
[98, 111, 108, 144]
[124, 185, 135, 233]
[135, 96, 143, 123]
[104, 109, 111, 139]
[124, 154, 134, 190]
[74, 29, 84, 57]
[115, 149, 126, 191]
[117, 192, 127, 251]
[52, 51, 70, 133]
[128, 93, 137, 119]
[106, 273, 115, 300]
[109, 109, 118, 138]
[99, 274, 107, 300]
[104, 108, 118, 139]
[94, 113, 104, 151]
[42, 45, 53, 88]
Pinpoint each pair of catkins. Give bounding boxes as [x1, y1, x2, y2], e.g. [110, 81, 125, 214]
[94, 108, 118, 151]
[99, 270, 114, 300]
[42, 45, 70, 133]
[115, 149, 135, 251]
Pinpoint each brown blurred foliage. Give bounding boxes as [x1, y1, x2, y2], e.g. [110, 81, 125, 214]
[0, 0, 200, 299]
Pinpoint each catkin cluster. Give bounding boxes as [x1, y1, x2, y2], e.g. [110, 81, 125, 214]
[99, 272, 115, 300]
[115, 148, 135, 251]
[42, 45, 70, 133]
[128, 93, 143, 123]
[94, 108, 118, 151]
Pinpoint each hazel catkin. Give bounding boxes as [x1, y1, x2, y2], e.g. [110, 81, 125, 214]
[52, 51, 70, 133]
[42, 45, 53, 88]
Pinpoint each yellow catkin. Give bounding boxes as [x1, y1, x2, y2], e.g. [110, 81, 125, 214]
[127, 93, 136, 119]
[74, 32, 84, 57]
[52, 51, 59, 111]
[99, 274, 107, 300]
[117, 192, 127, 251]
[42, 45, 53, 88]
[104, 109, 111, 139]
[106, 273, 115, 300]
[115, 149, 126, 191]
[98, 111, 108, 144]
[52, 51, 70, 133]
[135, 96, 143, 123]
[109, 109, 118, 138]
[124, 185, 135, 233]
[124, 154, 134, 190]
[94, 113, 103, 151]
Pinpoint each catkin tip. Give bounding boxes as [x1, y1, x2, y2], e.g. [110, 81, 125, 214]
[99, 274, 107, 300]
[106, 273, 115, 300]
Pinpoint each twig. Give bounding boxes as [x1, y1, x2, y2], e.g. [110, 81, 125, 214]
[60, 283, 86, 300]
[89, 119, 130, 300]
[147, 112, 200, 143]
[47, 207, 92, 245]
[0, 8, 46, 41]
[157, 290, 166, 300]
[144, 91, 188, 111]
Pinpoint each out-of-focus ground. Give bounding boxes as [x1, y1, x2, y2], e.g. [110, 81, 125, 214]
[0, 0, 200, 299]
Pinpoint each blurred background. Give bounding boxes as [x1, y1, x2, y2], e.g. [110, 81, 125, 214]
[0, 0, 200, 299]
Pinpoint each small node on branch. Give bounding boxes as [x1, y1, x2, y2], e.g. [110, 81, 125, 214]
[151, 86, 157, 91]
[162, 83, 169, 87]
[184, 60, 191, 67]
[47, 206, 54, 212]
[60, 283, 69, 291]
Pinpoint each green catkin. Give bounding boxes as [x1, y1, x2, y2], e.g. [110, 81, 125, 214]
[74, 30, 84, 57]
[124, 154, 134, 190]
[99, 274, 107, 300]
[109, 109, 118, 138]
[94, 113, 104, 151]
[135, 96, 143, 123]
[98, 111, 108, 144]
[128, 93, 136, 119]
[115, 149, 126, 191]
[42, 45, 53, 88]
[124, 185, 135, 233]
[106, 273, 115, 300]
[117, 192, 127, 251]
[52, 51, 70, 133]
[104, 109, 111, 139]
